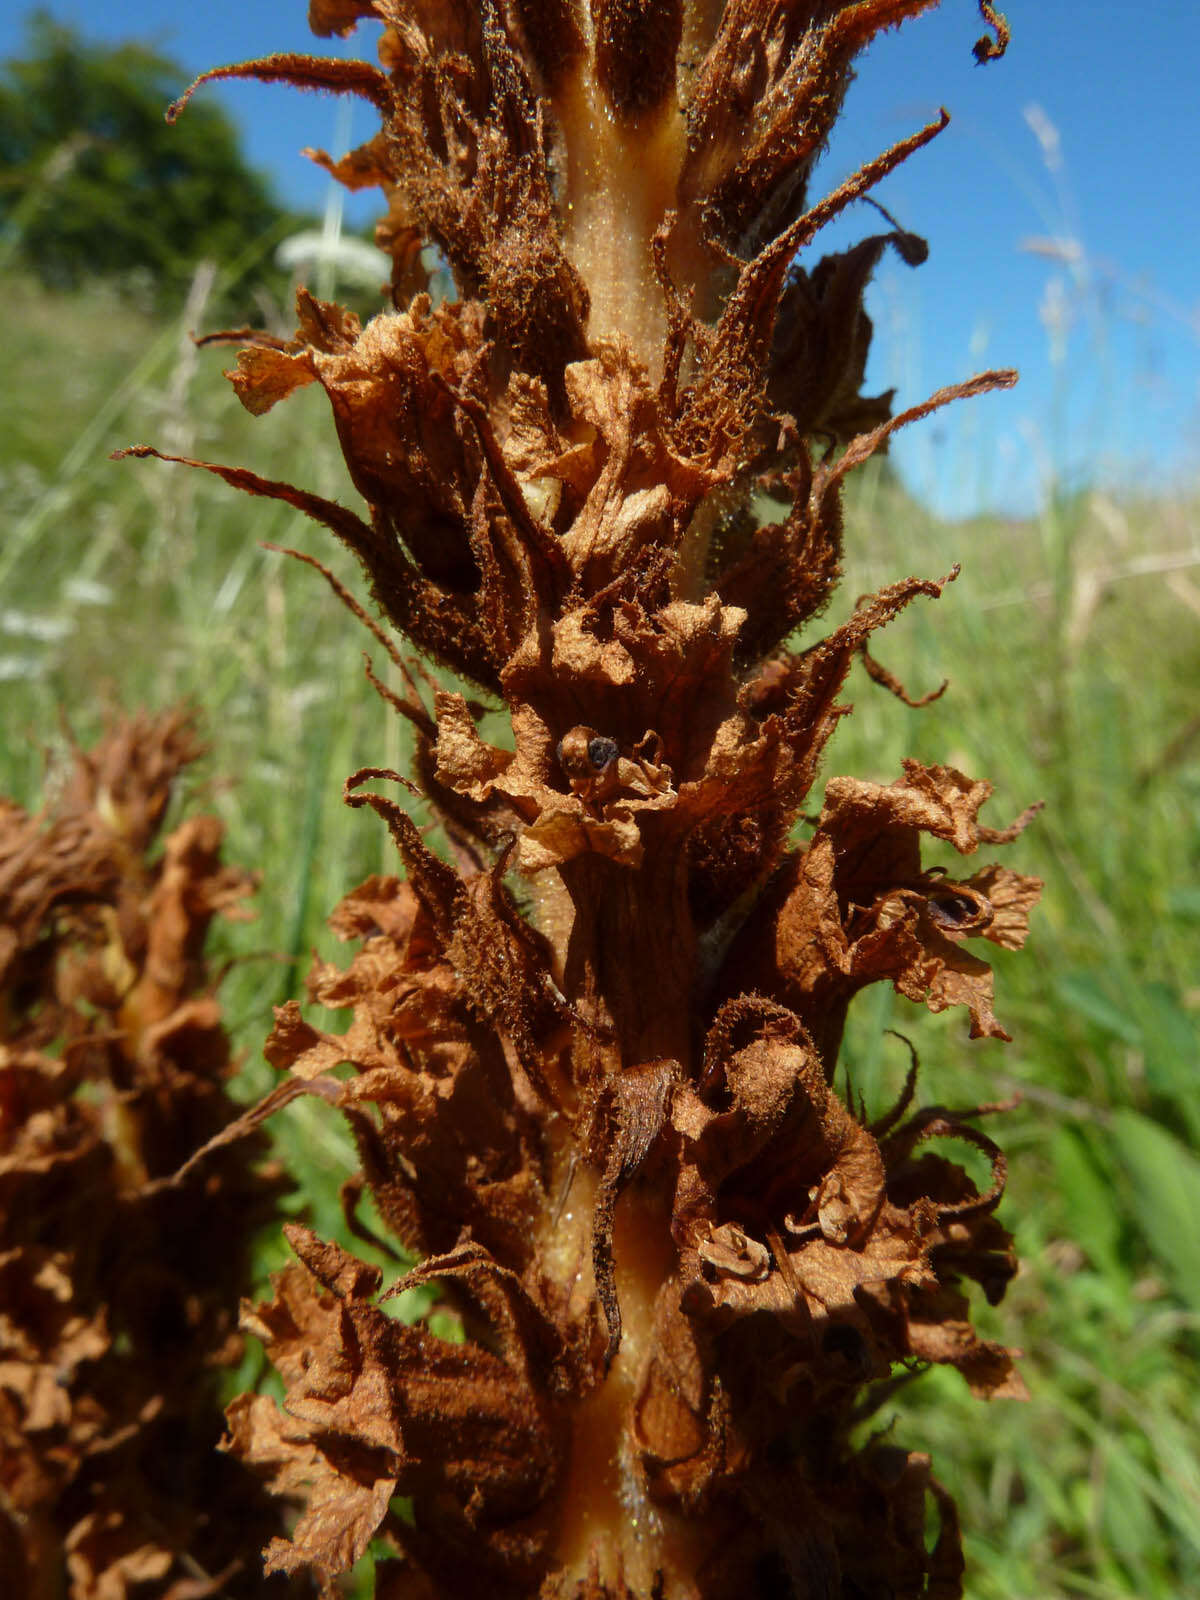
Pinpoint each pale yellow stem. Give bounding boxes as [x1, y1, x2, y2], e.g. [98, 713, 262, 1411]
[556, 71, 687, 375]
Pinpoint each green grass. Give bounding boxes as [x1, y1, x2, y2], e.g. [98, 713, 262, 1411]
[5, 268, 1198, 1598]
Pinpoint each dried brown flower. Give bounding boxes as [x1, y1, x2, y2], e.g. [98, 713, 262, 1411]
[0, 713, 299, 1598]
[121, 2, 1039, 1594]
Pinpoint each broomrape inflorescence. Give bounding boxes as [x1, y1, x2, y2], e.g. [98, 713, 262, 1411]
[0, 713, 298, 1597]
[121, 1, 1041, 1594]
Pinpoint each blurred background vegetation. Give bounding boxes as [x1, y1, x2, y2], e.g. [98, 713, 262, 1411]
[2, 10, 1199, 1600]
[0, 11, 313, 315]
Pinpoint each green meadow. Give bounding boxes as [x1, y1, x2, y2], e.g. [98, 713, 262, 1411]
[4, 266, 1198, 1599]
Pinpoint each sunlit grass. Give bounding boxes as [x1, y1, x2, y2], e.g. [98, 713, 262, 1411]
[829, 473, 1200, 1600]
[4, 266, 1198, 1599]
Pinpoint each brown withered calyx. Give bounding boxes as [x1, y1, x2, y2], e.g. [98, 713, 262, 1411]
[123, 2, 1040, 1595]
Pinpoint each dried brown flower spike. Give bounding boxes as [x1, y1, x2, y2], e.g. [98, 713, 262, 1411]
[0, 713, 297, 1598]
[126, 2, 1040, 1594]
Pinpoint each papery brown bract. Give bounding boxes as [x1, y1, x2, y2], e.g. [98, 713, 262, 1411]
[130, 1, 1037, 1595]
[0, 713, 301, 1598]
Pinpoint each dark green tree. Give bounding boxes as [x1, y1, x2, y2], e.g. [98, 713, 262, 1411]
[0, 11, 303, 303]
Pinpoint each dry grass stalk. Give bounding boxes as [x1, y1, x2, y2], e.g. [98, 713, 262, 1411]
[120, 3, 1041, 1594]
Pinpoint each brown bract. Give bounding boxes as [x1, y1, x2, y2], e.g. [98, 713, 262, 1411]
[131, 2, 1031, 1596]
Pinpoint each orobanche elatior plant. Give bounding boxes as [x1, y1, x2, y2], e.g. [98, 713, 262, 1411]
[0, 714, 297, 1597]
[125, 1, 1043, 1594]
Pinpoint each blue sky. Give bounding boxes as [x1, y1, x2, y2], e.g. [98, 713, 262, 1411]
[5, 1, 1197, 517]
